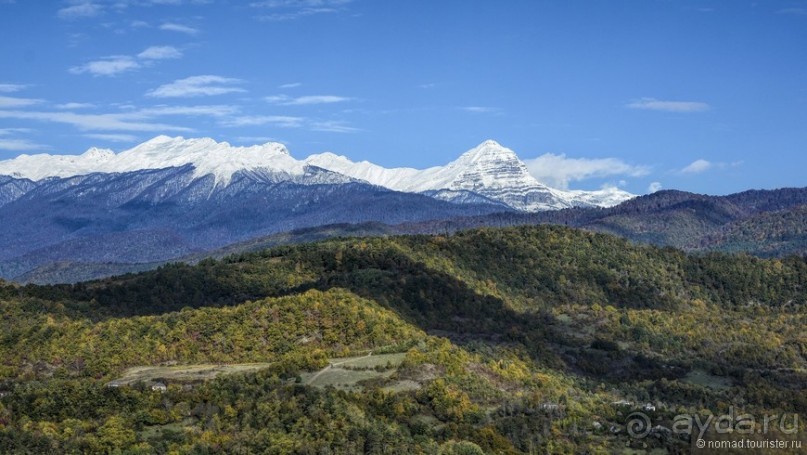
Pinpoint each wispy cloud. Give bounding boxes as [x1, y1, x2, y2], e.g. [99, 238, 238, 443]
[278, 82, 302, 89]
[0, 128, 32, 135]
[138, 104, 238, 117]
[679, 159, 712, 174]
[310, 120, 359, 133]
[251, 0, 353, 21]
[0, 83, 27, 93]
[265, 94, 351, 105]
[647, 181, 663, 193]
[0, 96, 43, 108]
[58, 2, 103, 20]
[69, 46, 182, 78]
[626, 97, 710, 113]
[0, 103, 242, 134]
[147, 75, 246, 98]
[159, 22, 199, 35]
[250, 0, 351, 5]
[84, 133, 138, 142]
[234, 136, 285, 144]
[55, 102, 95, 109]
[0, 129, 48, 151]
[777, 7, 807, 15]
[523, 153, 650, 189]
[220, 115, 304, 128]
[678, 158, 742, 175]
[138, 45, 183, 60]
[0, 109, 191, 132]
[124, 0, 213, 5]
[460, 106, 502, 114]
[0, 138, 50, 151]
[69, 56, 140, 77]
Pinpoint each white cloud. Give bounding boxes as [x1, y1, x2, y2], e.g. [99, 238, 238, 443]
[647, 181, 663, 193]
[265, 94, 351, 105]
[680, 159, 712, 174]
[278, 82, 301, 89]
[0, 109, 191, 132]
[55, 102, 95, 109]
[138, 45, 182, 60]
[523, 153, 650, 189]
[138, 104, 238, 117]
[310, 120, 359, 133]
[0, 83, 26, 93]
[0, 96, 43, 108]
[58, 2, 102, 19]
[69, 56, 140, 77]
[147, 75, 246, 98]
[0, 128, 31, 135]
[159, 22, 199, 35]
[69, 46, 181, 80]
[220, 115, 304, 128]
[0, 129, 49, 151]
[626, 97, 710, 113]
[84, 133, 138, 142]
[0, 138, 49, 151]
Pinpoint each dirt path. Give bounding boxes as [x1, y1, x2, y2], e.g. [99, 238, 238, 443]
[305, 352, 372, 385]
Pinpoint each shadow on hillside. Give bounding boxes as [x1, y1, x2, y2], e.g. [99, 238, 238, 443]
[12, 239, 696, 382]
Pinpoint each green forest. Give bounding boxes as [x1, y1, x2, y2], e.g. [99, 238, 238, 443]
[0, 225, 804, 453]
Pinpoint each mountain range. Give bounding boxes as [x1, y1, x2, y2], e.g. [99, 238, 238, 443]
[0, 136, 805, 284]
[0, 136, 633, 211]
[0, 137, 634, 282]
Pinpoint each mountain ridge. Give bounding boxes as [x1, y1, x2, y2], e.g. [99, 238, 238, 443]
[0, 136, 635, 211]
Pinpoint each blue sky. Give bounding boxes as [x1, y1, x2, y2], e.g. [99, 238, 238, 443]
[0, 0, 805, 195]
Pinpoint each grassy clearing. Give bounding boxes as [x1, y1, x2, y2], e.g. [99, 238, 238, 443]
[301, 353, 408, 391]
[139, 418, 198, 440]
[108, 353, 410, 392]
[335, 352, 406, 369]
[683, 368, 733, 391]
[108, 363, 273, 387]
[302, 368, 396, 391]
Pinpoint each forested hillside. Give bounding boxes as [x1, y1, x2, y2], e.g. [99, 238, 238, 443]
[11, 187, 807, 285]
[0, 225, 804, 453]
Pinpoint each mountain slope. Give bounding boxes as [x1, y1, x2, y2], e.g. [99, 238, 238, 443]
[0, 166, 503, 281]
[1, 225, 804, 453]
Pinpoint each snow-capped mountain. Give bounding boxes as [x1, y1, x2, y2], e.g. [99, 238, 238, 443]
[0, 136, 303, 185]
[0, 136, 642, 282]
[0, 136, 635, 211]
[307, 140, 634, 211]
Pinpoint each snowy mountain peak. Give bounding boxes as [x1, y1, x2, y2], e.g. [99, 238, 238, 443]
[0, 136, 300, 185]
[458, 140, 516, 162]
[114, 136, 298, 185]
[81, 147, 115, 160]
[0, 136, 637, 211]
